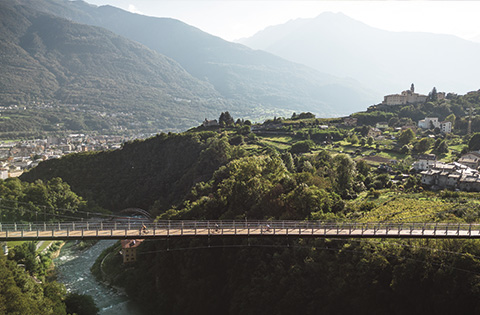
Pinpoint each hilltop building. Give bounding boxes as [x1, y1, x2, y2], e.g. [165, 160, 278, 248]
[203, 119, 219, 127]
[382, 84, 428, 106]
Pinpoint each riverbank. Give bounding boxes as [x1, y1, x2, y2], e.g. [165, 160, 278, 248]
[54, 240, 144, 315]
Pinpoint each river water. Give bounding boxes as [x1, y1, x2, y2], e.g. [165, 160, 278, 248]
[54, 240, 145, 315]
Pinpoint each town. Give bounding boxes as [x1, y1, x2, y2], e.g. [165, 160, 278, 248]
[0, 133, 151, 179]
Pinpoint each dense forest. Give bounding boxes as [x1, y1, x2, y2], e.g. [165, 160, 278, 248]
[18, 114, 480, 314]
[0, 179, 98, 314]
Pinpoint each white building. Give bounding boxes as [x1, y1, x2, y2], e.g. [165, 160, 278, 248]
[440, 121, 452, 133]
[413, 154, 437, 171]
[0, 168, 8, 180]
[418, 117, 439, 129]
[418, 117, 452, 133]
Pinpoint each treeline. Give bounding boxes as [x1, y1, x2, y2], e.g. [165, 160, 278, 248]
[0, 253, 67, 314]
[21, 132, 246, 214]
[1, 243, 99, 315]
[0, 176, 99, 314]
[0, 177, 87, 222]
[120, 237, 480, 314]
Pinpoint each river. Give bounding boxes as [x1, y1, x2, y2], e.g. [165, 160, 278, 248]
[54, 240, 145, 315]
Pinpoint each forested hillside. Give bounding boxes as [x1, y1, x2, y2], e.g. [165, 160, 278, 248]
[0, 254, 68, 314]
[20, 114, 480, 313]
[0, 178, 98, 315]
[21, 131, 244, 213]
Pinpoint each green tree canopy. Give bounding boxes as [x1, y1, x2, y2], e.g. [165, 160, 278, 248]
[290, 140, 314, 154]
[469, 133, 480, 151]
[398, 128, 415, 145]
[445, 113, 456, 128]
[219, 112, 234, 126]
[65, 293, 99, 315]
[415, 137, 434, 153]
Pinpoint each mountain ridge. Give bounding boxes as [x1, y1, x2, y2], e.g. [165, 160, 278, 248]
[239, 12, 480, 96]
[13, 0, 378, 117]
[0, 1, 232, 133]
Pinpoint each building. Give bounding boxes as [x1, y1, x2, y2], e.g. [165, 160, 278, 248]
[420, 162, 480, 191]
[203, 119, 219, 127]
[382, 84, 428, 106]
[440, 121, 452, 133]
[367, 128, 382, 138]
[413, 154, 437, 171]
[458, 152, 480, 170]
[418, 117, 439, 129]
[376, 122, 389, 130]
[0, 168, 8, 180]
[418, 117, 452, 133]
[120, 239, 144, 263]
[343, 117, 357, 126]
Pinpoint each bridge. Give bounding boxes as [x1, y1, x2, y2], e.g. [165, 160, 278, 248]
[2, 220, 480, 241]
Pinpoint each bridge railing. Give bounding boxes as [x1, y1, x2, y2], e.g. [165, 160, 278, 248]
[2, 220, 480, 236]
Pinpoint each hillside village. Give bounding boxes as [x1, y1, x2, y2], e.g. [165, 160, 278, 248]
[3, 86, 480, 194]
[204, 87, 480, 193]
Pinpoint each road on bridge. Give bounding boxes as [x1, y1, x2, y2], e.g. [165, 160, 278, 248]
[1, 221, 480, 241]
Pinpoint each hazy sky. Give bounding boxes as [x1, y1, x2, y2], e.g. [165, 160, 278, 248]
[83, 1, 480, 42]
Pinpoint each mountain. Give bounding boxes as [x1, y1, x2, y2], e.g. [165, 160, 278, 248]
[13, 0, 378, 118]
[0, 1, 228, 133]
[239, 12, 480, 96]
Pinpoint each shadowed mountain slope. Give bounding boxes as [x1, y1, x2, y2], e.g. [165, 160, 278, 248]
[14, 0, 377, 117]
[0, 1, 228, 133]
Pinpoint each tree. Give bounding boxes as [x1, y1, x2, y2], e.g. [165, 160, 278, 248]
[436, 140, 449, 154]
[356, 160, 370, 177]
[334, 154, 357, 198]
[290, 140, 314, 154]
[65, 293, 99, 315]
[398, 128, 415, 145]
[219, 112, 234, 126]
[429, 87, 438, 101]
[360, 126, 370, 137]
[445, 113, 456, 128]
[367, 137, 374, 146]
[400, 145, 411, 155]
[468, 133, 480, 151]
[415, 138, 434, 153]
[282, 152, 295, 172]
[349, 134, 359, 145]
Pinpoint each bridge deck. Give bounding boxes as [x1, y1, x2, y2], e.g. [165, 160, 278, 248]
[1, 221, 480, 240]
